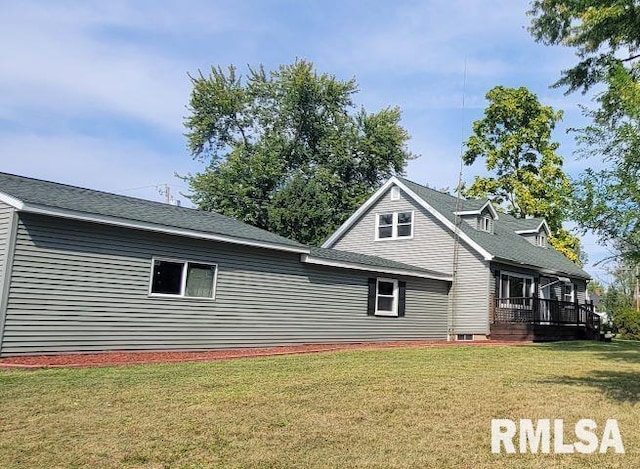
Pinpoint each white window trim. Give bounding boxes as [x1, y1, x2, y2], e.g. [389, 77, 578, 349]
[498, 271, 535, 308]
[375, 277, 399, 317]
[535, 234, 547, 247]
[374, 210, 414, 241]
[563, 283, 575, 303]
[479, 216, 492, 233]
[148, 257, 218, 300]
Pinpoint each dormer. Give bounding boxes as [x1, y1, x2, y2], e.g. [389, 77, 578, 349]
[514, 219, 551, 247]
[454, 201, 498, 234]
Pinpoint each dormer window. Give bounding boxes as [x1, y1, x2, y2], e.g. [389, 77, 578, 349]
[376, 211, 413, 240]
[536, 234, 547, 247]
[479, 216, 493, 233]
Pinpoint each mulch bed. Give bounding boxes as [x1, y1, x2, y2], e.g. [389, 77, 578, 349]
[0, 340, 529, 369]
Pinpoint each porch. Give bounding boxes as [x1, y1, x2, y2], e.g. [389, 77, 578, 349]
[490, 297, 601, 341]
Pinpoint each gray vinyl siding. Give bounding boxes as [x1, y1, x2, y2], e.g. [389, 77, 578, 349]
[331, 186, 490, 335]
[1, 213, 449, 355]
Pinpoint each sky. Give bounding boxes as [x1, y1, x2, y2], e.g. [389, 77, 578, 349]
[0, 0, 614, 282]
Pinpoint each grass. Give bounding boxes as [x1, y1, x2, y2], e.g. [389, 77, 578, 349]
[1, 341, 640, 468]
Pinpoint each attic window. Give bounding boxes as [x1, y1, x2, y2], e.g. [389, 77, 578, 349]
[390, 186, 400, 201]
[376, 211, 413, 240]
[536, 234, 547, 247]
[479, 216, 492, 233]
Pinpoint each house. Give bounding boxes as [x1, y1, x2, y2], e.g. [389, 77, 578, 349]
[323, 176, 598, 341]
[0, 173, 453, 356]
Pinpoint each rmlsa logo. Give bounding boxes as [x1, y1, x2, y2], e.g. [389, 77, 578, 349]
[491, 419, 624, 454]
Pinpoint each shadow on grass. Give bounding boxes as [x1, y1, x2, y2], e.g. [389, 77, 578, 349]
[536, 340, 640, 364]
[539, 370, 640, 403]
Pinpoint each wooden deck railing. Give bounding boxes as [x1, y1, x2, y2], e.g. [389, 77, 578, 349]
[493, 297, 598, 329]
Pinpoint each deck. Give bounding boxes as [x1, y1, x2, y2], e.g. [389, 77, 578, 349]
[490, 297, 601, 342]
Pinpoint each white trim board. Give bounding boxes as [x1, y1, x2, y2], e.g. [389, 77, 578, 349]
[322, 176, 494, 261]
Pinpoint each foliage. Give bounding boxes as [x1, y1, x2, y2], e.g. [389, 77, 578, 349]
[572, 65, 640, 261]
[599, 258, 640, 339]
[463, 85, 582, 263]
[612, 306, 640, 340]
[528, 1, 640, 261]
[184, 60, 413, 245]
[528, 0, 640, 96]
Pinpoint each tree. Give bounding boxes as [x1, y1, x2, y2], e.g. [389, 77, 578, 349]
[528, 1, 640, 261]
[528, 1, 640, 96]
[599, 258, 640, 339]
[462, 85, 582, 264]
[184, 60, 413, 245]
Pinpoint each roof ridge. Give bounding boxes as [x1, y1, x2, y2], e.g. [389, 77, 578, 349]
[395, 175, 487, 204]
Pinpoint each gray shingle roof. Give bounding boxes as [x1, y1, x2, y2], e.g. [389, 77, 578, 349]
[309, 247, 451, 279]
[397, 177, 590, 279]
[0, 172, 306, 250]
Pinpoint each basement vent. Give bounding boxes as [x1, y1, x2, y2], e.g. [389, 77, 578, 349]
[457, 334, 473, 341]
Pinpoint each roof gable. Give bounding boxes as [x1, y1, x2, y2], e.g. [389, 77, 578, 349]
[322, 177, 493, 260]
[324, 176, 590, 279]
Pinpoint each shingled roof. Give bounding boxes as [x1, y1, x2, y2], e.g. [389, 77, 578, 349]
[396, 177, 590, 279]
[0, 172, 451, 281]
[0, 172, 307, 251]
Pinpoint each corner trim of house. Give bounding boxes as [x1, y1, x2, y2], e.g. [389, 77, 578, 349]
[300, 254, 453, 282]
[0, 209, 19, 356]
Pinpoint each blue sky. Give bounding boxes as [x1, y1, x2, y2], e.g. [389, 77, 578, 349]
[0, 1, 613, 282]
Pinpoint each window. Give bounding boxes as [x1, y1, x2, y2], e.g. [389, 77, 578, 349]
[499, 271, 534, 308]
[563, 283, 575, 303]
[457, 334, 473, 341]
[375, 278, 398, 316]
[390, 186, 400, 201]
[150, 259, 217, 299]
[479, 216, 492, 233]
[367, 278, 406, 317]
[376, 211, 413, 240]
[536, 234, 547, 247]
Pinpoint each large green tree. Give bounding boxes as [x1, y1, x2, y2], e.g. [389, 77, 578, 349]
[463, 85, 582, 264]
[529, 1, 640, 260]
[184, 60, 413, 245]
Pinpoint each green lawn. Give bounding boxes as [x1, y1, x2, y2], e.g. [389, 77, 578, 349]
[1, 341, 639, 468]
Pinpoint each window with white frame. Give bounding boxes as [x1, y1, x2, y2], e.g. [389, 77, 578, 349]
[390, 186, 400, 201]
[536, 234, 547, 247]
[562, 283, 575, 303]
[150, 259, 217, 299]
[376, 211, 413, 240]
[375, 278, 398, 316]
[479, 216, 492, 233]
[499, 271, 534, 308]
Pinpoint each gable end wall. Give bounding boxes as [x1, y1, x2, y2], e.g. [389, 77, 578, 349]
[331, 187, 490, 335]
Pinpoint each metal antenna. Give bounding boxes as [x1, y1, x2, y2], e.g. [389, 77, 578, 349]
[449, 58, 467, 341]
